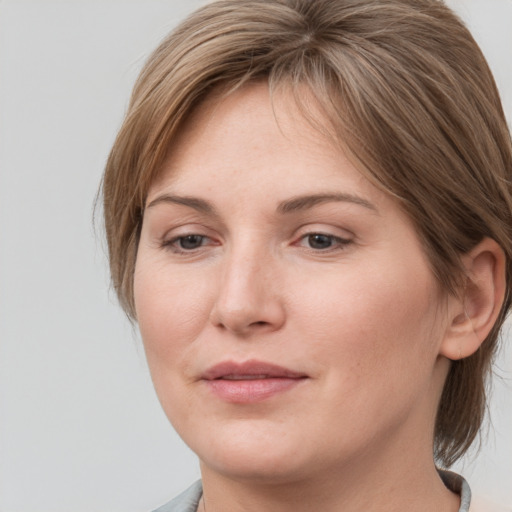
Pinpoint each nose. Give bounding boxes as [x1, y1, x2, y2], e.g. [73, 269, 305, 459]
[209, 244, 286, 336]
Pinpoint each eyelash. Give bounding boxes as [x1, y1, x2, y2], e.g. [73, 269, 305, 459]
[295, 233, 353, 252]
[162, 232, 352, 254]
[162, 234, 214, 254]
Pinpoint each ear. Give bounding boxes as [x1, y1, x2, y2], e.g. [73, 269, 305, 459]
[440, 238, 506, 360]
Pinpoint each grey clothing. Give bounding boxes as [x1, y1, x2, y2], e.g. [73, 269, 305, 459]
[152, 480, 202, 512]
[152, 470, 471, 512]
[441, 470, 472, 512]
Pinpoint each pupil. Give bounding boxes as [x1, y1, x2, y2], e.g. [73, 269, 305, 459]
[180, 235, 203, 249]
[308, 234, 332, 249]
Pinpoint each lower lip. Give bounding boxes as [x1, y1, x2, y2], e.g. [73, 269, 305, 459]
[204, 377, 305, 403]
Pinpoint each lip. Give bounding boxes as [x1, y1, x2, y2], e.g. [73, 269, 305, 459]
[201, 360, 308, 403]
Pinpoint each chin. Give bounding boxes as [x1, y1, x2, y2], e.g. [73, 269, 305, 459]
[183, 419, 320, 483]
[201, 449, 312, 485]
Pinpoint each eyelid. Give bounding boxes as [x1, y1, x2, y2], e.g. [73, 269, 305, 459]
[291, 223, 355, 253]
[161, 233, 220, 256]
[159, 222, 221, 252]
[159, 222, 215, 241]
[294, 223, 354, 240]
[296, 233, 352, 249]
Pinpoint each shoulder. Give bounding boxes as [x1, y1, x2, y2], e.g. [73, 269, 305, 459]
[470, 495, 512, 512]
[151, 480, 203, 512]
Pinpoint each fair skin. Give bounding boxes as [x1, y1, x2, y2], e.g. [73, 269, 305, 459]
[134, 83, 502, 512]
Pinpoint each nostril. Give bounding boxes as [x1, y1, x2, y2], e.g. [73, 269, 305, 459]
[210, 292, 286, 334]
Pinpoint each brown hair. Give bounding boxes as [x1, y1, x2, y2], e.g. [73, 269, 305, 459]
[102, 0, 512, 466]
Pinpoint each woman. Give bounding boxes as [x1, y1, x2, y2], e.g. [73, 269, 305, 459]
[101, 0, 512, 510]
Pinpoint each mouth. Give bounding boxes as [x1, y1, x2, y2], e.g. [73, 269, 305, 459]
[201, 360, 308, 403]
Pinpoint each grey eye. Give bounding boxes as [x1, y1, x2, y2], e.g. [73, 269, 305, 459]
[307, 234, 335, 250]
[178, 235, 206, 250]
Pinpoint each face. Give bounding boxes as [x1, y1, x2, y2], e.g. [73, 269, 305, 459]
[134, 83, 451, 484]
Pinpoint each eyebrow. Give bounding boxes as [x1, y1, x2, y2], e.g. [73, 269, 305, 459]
[277, 193, 378, 214]
[146, 194, 218, 215]
[145, 192, 378, 215]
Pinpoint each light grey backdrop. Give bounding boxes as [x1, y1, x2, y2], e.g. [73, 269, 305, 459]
[0, 1, 510, 511]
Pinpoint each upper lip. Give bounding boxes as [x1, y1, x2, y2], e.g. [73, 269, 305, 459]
[201, 360, 308, 380]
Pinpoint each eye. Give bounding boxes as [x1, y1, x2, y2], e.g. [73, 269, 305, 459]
[177, 234, 207, 250]
[163, 234, 213, 253]
[306, 234, 335, 250]
[297, 233, 352, 251]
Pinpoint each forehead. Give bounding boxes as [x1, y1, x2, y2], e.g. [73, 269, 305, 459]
[149, 82, 368, 199]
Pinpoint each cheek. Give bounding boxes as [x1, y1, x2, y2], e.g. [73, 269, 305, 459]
[292, 262, 443, 449]
[295, 256, 442, 383]
[133, 260, 218, 426]
[134, 258, 214, 366]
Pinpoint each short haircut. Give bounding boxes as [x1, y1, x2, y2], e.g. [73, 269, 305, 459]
[102, 0, 512, 466]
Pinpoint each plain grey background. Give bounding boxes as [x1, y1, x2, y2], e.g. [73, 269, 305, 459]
[0, 1, 511, 511]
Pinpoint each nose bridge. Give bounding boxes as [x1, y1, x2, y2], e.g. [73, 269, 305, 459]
[210, 234, 285, 334]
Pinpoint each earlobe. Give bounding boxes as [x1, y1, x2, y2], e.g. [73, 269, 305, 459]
[439, 238, 506, 361]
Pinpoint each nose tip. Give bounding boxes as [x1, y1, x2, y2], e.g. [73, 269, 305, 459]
[209, 261, 286, 336]
[210, 304, 285, 335]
